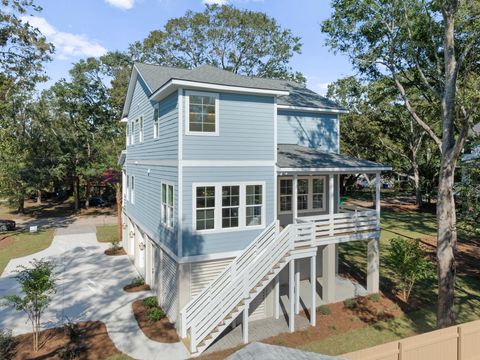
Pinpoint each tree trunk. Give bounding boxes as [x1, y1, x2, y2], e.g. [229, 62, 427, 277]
[116, 184, 122, 244]
[73, 177, 80, 211]
[436, 156, 457, 328]
[36, 190, 41, 205]
[85, 180, 91, 209]
[412, 161, 423, 208]
[17, 192, 25, 214]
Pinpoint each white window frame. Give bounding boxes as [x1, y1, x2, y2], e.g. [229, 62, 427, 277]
[130, 120, 135, 145]
[126, 175, 130, 202]
[192, 181, 266, 234]
[153, 105, 160, 139]
[277, 176, 326, 214]
[161, 181, 175, 229]
[185, 90, 220, 136]
[139, 116, 144, 143]
[126, 123, 130, 146]
[131, 175, 135, 204]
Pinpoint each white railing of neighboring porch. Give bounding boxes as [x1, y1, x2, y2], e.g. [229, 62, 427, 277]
[180, 207, 379, 355]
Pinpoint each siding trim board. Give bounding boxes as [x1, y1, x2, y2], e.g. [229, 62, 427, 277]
[178, 89, 184, 257]
[277, 104, 349, 114]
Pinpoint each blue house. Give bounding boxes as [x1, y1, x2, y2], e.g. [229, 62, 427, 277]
[119, 63, 390, 355]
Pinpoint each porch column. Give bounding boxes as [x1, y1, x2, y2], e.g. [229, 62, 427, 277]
[322, 244, 336, 303]
[274, 275, 280, 319]
[289, 259, 295, 332]
[295, 263, 300, 314]
[368, 172, 381, 293]
[310, 255, 316, 326]
[292, 174, 298, 223]
[242, 304, 249, 344]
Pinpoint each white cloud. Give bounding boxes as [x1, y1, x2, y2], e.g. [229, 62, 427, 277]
[105, 0, 135, 10]
[203, 0, 228, 4]
[312, 82, 331, 96]
[21, 16, 107, 60]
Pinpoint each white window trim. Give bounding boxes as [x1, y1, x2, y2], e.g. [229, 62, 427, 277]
[126, 123, 130, 146]
[277, 176, 326, 214]
[131, 120, 136, 145]
[131, 175, 135, 205]
[192, 181, 266, 234]
[138, 116, 144, 143]
[161, 181, 175, 230]
[153, 105, 160, 140]
[126, 175, 130, 202]
[184, 90, 220, 136]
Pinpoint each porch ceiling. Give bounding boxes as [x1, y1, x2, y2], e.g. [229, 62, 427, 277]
[277, 144, 391, 173]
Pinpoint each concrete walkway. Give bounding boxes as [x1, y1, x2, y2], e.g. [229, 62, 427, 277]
[0, 219, 189, 360]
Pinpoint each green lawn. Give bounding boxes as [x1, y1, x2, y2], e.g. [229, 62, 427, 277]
[296, 208, 480, 356]
[0, 229, 55, 274]
[96, 224, 119, 243]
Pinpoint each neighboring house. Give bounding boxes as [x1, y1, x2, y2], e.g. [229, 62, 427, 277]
[119, 63, 390, 356]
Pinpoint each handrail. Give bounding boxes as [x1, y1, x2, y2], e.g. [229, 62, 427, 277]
[181, 208, 381, 354]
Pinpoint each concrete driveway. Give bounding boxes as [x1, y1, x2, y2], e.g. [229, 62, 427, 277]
[0, 220, 189, 360]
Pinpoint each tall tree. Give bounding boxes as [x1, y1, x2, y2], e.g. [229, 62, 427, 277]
[129, 4, 304, 82]
[322, 0, 480, 327]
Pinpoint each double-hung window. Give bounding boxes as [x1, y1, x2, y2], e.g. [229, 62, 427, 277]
[186, 91, 219, 135]
[246, 185, 263, 226]
[312, 178, 325, 210]
[139, 116, 144, 143]
[161, 183, 174, 228]
[297, 179, 309, 211]
[222, 186, 239, 228]
[126, 123, 130, 146]
[279, 179, 293, 212]
[194, 183, 264, 232]
[126, 175, 130, 202]
[130, 120, 135, 145]
[153, 106, 159, 139]
[131, 176, 135, 204]
[196, 186, 215, 230]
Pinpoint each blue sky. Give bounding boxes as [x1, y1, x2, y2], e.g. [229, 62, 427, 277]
[26, 0, 355, 94]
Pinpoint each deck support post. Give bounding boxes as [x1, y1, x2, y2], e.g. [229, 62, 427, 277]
[274, 275, 280, 319]
[289, 259, 295, 332]
[322, 244, 336, 303]
[375, 172, 381, 229]
[293, 174, 298, 223]
[242, 304, 249, 344]
[367, 172, 381, 294]
[310, 255, 316, 326]
[295, 263, 300, 314]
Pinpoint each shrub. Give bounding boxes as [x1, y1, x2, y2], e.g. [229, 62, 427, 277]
[110, 238, 120, 252]
[63, 319, 80, 341]
[369, 293, 381, 302]
[0, 329, 15, 360]
[344, 298, 359, 310]
[143, 296, 158, 308]
[148, 307, 165, 322]
[131, 277, 145, 287]
[385, 237, 434, 303]
[317, 305, 332, 315]
[58, 344, 85, 360]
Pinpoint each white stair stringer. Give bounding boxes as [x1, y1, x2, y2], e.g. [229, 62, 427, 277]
[179, 220, 316, 356]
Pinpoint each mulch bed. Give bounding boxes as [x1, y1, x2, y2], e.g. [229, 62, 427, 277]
[104, 247, 126, 256]
[132, 299, 179, 343]
[123, 283, 151, 292]
[10, 321, 122, 360]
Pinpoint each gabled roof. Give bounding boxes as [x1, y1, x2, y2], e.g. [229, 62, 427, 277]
[277, 144, 391, 172]
[122, 63, 346, 117]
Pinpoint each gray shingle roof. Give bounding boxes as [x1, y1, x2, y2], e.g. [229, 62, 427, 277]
[277, 144, 390, 170]
[134, 63, 345, 111]
[226, 342, 345, 360]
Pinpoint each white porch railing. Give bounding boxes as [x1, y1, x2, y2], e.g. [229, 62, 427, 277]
[180, 207, 379, 355]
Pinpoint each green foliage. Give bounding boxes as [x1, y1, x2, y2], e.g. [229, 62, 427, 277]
[4, 259, 56, 351]
[317, 305, 332, 316]
[344, 298, 359, 311]
[369, 293, 381, 303]
[0, 329, 15, 360]
[148, 307, 165, 322]
[63, 319, 80, 341]
[143, 296, 158, 309]
[385, 237, 433, 303]
[129, 5, 304, 82]
[131, 277, 145, 287]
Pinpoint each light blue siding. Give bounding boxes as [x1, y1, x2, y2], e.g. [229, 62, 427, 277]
[182, 92, 275, 160]
[181, 166, 275, 257]
[126, 78, 178, 161]
[277, 110, 339, 153]
[125, 163, 178, 254]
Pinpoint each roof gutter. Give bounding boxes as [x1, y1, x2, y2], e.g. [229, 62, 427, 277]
[277, 104, 349, 114]
[149, 78, 289, 101]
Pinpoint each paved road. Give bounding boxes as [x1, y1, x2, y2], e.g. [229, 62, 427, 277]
[0, 219, 189, 360]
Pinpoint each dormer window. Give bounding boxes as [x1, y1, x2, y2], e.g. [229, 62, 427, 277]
[185, 91, 219, 136]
